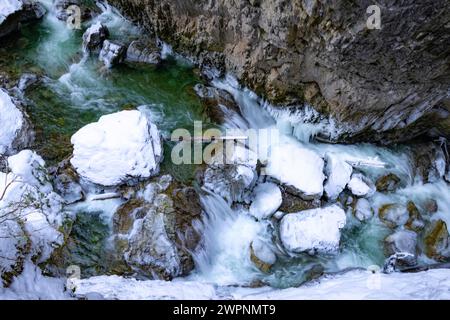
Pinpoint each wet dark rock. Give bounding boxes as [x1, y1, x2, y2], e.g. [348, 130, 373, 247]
[405, 201, 425, 232]
[194, 83, 246, 127]
[49, 159, 84, 205]
[99, 40, 127, 68]
[82, 22, 109, 53]
[279, 188, 320, 213]
[125, 39, 161, 65]
[376, 173, 401, 192]
[0, 0, 45, 39]
[411, 142, 447, 183]
[424, 219, 450, 261]
[383, 252, 417, 273]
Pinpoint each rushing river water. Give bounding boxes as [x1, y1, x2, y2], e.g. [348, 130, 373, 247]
[2, 1, 449, 290]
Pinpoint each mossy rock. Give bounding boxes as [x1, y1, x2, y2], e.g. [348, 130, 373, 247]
[405, 201, 425, 232]
[424, 220, 450, 261]
[376, 173, 401, 192]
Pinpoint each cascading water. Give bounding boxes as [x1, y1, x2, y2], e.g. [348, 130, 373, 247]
[1, 0, 449, 297]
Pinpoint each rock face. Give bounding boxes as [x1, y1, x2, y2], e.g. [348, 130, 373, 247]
[108, 0, 450, 143]
[0, 0, 45, 38]
[82, 22, 109, 53]
[279, 204, 346, 255]
[70, 110, 163, 186]
[0, 89, 33, 156]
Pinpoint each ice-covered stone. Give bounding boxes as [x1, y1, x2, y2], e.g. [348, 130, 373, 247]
[324, 153, 352, 200]
[266, 139, 325, 199]
[279, 204, 347, 254]
[378, 203, 409, 228]
[250, 239, 276, 273]
[249, 182, 282, 219]
[82, 22, 109, 53]
[0, 89, 32, 155]
[203, 144, 257, 203]
[384, 230, 417, 256]
[70, 110, 163, 186]
[99, 40, 126, 68]
[353, 198, 374, 222]
[347, 173, 375, 197]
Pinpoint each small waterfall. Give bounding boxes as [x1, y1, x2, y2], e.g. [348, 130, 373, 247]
[189, 190, 268, 286]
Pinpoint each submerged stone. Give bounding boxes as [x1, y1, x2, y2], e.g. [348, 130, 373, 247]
[376, 173, 401, 192]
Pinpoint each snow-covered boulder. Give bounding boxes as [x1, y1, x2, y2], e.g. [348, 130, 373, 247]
[279, 205, 347, 255]
[70, 110, 163, 186]
[347, 173, 375, 197]
[353, 198, 374, 222]
[249, 182, 282, 219]
[324, 153, 352, 200]
[0, 150, 68, 285]
[384, 230, 417, 256]
[266, 139, 325, 200]
[0, 89, 32, 155]
[82, 22, 109, 53]
[250, 239, 276, 273]
[99, 40, 126, 68]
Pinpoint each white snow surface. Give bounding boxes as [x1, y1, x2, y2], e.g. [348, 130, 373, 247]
[249, 182, 282, 219]
[279, 204, 347, 254]
[73, 276, 218, 300]
[324, 153, 353, 200]
[0, 0, 22, 24]
[70, 110, 163, 186]
[0, 261, 70, 300]
[347, 173, 375, 197]
[0, 89, 25, 155]
[265, 137, 325, 198]
[71, 268, 450, 300]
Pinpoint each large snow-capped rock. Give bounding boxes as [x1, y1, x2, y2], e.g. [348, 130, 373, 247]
[0, 89, 32, 155]
[249, 182, 282, 220]
[265, 139, 325, 199]
[324, 153, 352, 200]
[279, 205, 347, 255]
[0, 150, 68, 286]
[347, 173, 375, 198]
[70, 110, 163, 186]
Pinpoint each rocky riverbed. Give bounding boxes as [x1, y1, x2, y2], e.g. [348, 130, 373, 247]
[0, 0, 449, 300]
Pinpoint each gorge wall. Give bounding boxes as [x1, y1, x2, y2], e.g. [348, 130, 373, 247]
[108, 0, 450, 143]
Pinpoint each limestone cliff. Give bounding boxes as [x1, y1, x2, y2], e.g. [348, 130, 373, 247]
[109, 0, 450, 143]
